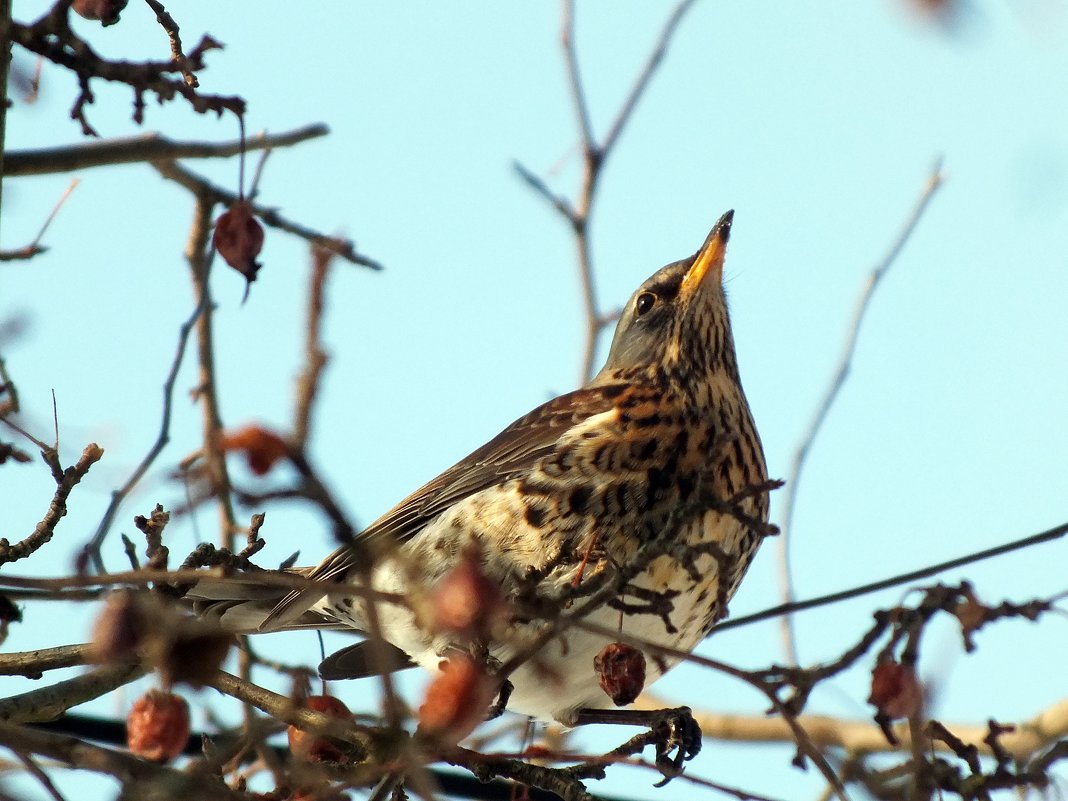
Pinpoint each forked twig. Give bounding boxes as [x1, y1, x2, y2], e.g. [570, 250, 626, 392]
[518, 0, 698, 383]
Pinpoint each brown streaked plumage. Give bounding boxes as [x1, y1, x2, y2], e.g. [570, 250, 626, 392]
[193, 210, 770, 740]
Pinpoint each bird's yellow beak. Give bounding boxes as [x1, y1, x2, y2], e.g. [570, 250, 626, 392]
[680, 209, 733, 298]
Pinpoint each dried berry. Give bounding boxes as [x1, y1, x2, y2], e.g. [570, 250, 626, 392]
[869, 659, 922, 720]
[287, 695, 353, 763]
[213, 200, 265, 289]
[219, 424, 289, 476]
[594, 642, 646, 706]
[417, 656, 497, 745]
[72, 0, 128, 25]
[430, 545, 507, 636]
[127, 690, 190, 762]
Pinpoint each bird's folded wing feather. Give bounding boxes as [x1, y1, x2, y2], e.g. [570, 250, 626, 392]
[260, 383, 622, 629]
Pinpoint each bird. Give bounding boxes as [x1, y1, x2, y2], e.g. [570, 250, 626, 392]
[192, 210, 770, 764]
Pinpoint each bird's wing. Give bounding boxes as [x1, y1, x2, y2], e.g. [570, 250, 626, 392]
[260, 383, 622, 629]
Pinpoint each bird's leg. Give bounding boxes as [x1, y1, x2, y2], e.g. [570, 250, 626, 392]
[485, 677, 514, 720]
[574, 706, 701, 784]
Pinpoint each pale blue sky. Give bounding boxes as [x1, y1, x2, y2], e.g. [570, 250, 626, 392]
[2, 2, 1067, 799]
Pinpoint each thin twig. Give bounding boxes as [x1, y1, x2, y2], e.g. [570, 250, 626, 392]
[600, 0, 698, 155]
[293, 244, 335, 448]
[153, 159, 382, 269]
[560, 0, 594, 151]
[0, 178, 84, 260]
[185, 192, 238, 551]
[143, 0, 197, 88]
[12, 750, 68, 801]
[716, 517, 1068, 633]
[775, 159, 945, 666]
[31, 179, 80, 246]
[0, 443, 104, 565]
[520, 1, 697, 383]
[85, 287, 208, 572]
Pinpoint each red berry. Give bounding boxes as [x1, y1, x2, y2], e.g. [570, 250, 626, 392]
[219, 424, 289, 476]
[126, 690, 190, 762]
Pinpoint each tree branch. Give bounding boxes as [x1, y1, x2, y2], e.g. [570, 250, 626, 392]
[0, 664, 145, 724]
[3, 123, 329, 176]
[519, 0, 698, 383]
[0, 719, 247, 801]
[153, 159, 382, 269]
[0, 443, 104, 565]
[8, 6, 244, 135]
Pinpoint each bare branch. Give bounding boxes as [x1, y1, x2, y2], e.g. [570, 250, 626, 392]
[0, 443, 104, 565]
[512, 159, 577, 224]
[0, 643, 93, 676]
[0, 664, 144, 724]
[0, 719, 246, 801]
[143, 0, 197, 88]
[153, 159, 382, 269]
[4, 123, 329, 176]
[560, 0, 595, 151]
[520, 2, 698, 383]
[12, 750, 68, 801]
[634, 696, 1068, 762]
[7, 6, 244, 134]
[0, 176, 78, 261]
[293, 244, 335, 448]
[775, 159, 946, 665]
[186, 193, 238, 551]
[601, 0, 698, 155]
[207, 670, 384, 763]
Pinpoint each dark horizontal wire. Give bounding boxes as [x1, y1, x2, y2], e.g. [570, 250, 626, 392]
[714, 520, 1068, 633]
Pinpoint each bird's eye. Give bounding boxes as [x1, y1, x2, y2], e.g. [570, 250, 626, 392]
[635, 292, 657, 317]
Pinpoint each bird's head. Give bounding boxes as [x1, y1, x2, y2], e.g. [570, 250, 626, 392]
[598, 210, 741, 387]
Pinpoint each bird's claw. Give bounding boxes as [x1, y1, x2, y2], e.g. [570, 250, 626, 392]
[650, 706, 701, 786]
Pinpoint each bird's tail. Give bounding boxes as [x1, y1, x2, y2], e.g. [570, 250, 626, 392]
[184, 575, 346, 634]
[185, 575, 417, 680]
